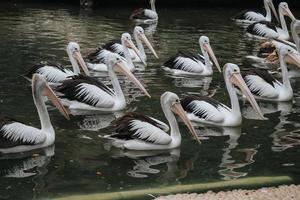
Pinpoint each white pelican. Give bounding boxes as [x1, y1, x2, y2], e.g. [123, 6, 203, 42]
[86, 33, 145, 72]
[24, 42, 90, 84]
[246, 2, 296, 40]
[56, 53, 150, 111]
[103, 92, 200, 150]
[162, 36, 221, 76]
[102, 26, 158, 63]
[242, 47, 300, 102]
[234, 0, 279, 24]
[130, 0, 158, 24]
[181, 63, 266, 127]
[0, 74, 69, 154]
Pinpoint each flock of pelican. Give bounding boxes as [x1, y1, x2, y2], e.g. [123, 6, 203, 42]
[1, 0, 300, 155]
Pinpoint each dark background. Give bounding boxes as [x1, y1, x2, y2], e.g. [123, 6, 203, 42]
[2, 0, 300, 8]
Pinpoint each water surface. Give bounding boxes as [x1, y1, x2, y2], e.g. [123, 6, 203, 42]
[0, 4, 300, 200]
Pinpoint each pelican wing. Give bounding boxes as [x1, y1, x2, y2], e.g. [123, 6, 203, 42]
[163, 50, 204, 73]
[102, 40, 125, 57]
[56, 75, 115, 108]
[247, 21, 278, 38]
[0, 117, 46, 148]
[181, 96, 226, 123]
[109, 112, 172, 145]
[243, 70, 279, 98]
[24, 63, 74, 83]
[234, 10, 265, 22]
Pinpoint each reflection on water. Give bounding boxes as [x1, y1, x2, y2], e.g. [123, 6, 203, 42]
[0, 4, 300, 200]
[195, 126, 257, 180]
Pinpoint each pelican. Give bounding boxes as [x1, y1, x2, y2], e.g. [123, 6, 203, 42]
[181, 63, 266, 127]
[246, 2, 296, 40]
[242, 47, 300, 102]
[130, 0, 158, 24]
[103, 92, 200, 150]
[0, 74, 69, 154]
[162, 36, 220, 76]
[86, 33, 145, 72]
[102, 26, 158, 63]
[56, 53, 150, 111]
[24, 42, 90, 84]
[234, 0, 279, 24]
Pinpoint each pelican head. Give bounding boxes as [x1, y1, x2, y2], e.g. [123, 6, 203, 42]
[199, 36, 221, 72]
[121, 33, 146, 65]
[66, 42, 90, 76]
[161, 92, 200, 143]
[134, 26, 159, 59]
[279, 2, 296, 21]
[32, 74, 69, 120]
[265, 0, 279, 22]
[291, 20, 300, 51]
[279, 46, 300, 68]
[223, 63, 266, 120]
[106, 52, 150, 98]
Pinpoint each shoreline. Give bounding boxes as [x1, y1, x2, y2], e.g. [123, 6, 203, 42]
[155, 184, 300, 200]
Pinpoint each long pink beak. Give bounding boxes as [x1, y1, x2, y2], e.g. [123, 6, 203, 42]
[115, 61, 151, 98]
[140, 33, 159, 59]
[171, 103, 201, 144]
[230, 73, 267, 120]
[203, 43, 221, 72]
[284, 6, 296, 21]
[126, 39, 147, 65]
[286, 52, 300, 68]
[73, 51, 90, 76]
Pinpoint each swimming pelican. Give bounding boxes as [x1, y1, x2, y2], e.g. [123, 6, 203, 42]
[247, 20, 300, 72]
[86, 33, 145, 72]
[102, 26, 158, 63]
[162, 36, 221, 76]
[24, 42, 90, 84]
[130, 0, 158, 24]
[242, 47, 300, 102]
[181, 63, 266, 127]
[56, 53, 150, 112]
[234, 0, 279, 24]
[103, 92, 200, 150]
[246, 2, 296, 40]
[0, 74, 69, 154]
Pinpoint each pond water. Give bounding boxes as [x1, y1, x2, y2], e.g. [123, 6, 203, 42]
[0, 4, 300, 200]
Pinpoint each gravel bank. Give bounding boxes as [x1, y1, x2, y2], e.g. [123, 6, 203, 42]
[155, 185, 300, 200]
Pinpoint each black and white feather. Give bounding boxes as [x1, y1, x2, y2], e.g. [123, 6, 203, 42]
[181, 95, 230, 123]
[107, 112, 171, 145]
[163, 50, 206, 73]
[24, 63, 74, 83]
[242, 69, 281, 99]
[56, 75, 115, 108]
[0, 116, 46, 149]
[246, 21, 279, 39]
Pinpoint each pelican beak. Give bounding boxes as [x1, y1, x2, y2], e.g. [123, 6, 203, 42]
[286, 51, 300, 68]
[283, 6, 296, 21]
[139, 33, 159, 59]
[73, 51, 90, 76]
[171, 102, 201, 144]
[115, 61, 151, 98]
[269, 1, 279, 23]
[203, 43, 221, 72]
[125, 39, 147, 66]
[230, 73, 267, 120]
[43, 84, 70, 120]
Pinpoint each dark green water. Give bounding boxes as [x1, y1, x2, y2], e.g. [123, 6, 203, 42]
[0, 4, 300, 200]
